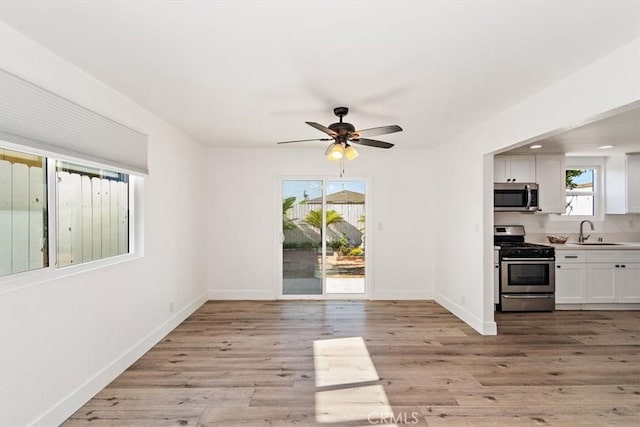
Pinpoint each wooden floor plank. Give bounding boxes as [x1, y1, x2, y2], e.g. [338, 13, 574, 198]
[61, 301, 640, 426]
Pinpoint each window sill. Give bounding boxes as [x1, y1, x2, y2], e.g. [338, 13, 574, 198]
[0, 252, 142, 295]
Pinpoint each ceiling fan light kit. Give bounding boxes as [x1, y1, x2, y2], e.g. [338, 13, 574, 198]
[276, 106, 402, 176]
[345, 144, 359, 161]
[326, 142, 359, 162]
[326, 142, 345, 161]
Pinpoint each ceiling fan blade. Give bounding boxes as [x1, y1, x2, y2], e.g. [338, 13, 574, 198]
[306, 121, 338, 137]
[350, 138, 395, 149]
[276, 138, 333, 144]
[353, 125, 403, 138]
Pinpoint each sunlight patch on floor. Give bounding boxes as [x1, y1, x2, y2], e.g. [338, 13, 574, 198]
[313, 337, 397, 426]
[313, 337, 379, 387]
[315, 385, 394, 424]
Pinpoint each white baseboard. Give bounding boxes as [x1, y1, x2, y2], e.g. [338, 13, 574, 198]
[208, 290, 432, 301]
[556, 303, 640, 311]
[372, 290, 433, 300]
[32, 292, 208, 427]
[435, 292, 497, 336]
[208, 290, 276, 300]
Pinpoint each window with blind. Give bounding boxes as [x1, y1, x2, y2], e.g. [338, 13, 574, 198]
[0, 147, 132, 277]
[0, 69, 145, 279]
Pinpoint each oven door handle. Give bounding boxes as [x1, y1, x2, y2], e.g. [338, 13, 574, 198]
[502, 294, 554, 299]
[501, 257, 555, 262]
[525, 184, 532, 210]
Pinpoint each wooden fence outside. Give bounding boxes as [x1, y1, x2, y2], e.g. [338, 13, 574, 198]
[0, 159, 129, 276]
[284, 203, 365, 247]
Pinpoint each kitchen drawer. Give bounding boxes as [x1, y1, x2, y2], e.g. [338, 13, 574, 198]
[618, 250, 640, 263]
[587, 250, 640, 263]
[555, 250, 586, 263]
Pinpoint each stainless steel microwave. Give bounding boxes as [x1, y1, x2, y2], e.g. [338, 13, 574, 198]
[494, 183, 539, 212]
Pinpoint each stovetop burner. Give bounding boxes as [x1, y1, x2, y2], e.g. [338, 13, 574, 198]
[494, 225, 555, 258]
[496, 242, 552, 249]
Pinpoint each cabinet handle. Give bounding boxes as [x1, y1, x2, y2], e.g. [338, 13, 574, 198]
[621, 265, 626, 268]
[512, 178, 516, 182]
[615, 265, 620, 268]
[564, 255, 578, 259]
[556, 265, 561, 268]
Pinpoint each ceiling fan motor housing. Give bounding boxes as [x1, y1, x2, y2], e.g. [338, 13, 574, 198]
[328, 122, 356, 137]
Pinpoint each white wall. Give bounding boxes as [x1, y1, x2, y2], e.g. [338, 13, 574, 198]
[0, 24, 208, 427]
[434, 38, 640, 335]
[206, 148, 435, 300]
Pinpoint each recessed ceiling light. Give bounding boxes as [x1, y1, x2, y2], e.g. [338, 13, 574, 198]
[597, 145, 615, 149]
[529, 144, 542, 149]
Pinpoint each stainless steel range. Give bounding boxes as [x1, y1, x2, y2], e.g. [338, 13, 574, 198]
[495, 225, 555, 312]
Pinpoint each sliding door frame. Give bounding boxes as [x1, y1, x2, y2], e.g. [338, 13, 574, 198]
[276, 175, 372, 300]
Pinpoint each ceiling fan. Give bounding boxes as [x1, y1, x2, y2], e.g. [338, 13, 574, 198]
[276, 106, 402, 163]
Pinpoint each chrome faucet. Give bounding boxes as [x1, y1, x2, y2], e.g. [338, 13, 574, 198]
[579, 220, 595, 242]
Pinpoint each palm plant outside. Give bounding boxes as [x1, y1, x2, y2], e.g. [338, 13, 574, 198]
[305, 209, 343, 245]
[282, 196, 296, 230]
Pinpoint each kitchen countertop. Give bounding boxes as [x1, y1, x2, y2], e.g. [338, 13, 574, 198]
[532, 242, 640, 250]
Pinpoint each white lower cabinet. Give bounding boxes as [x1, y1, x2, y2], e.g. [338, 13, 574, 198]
[555, 249, 640, 306]
[556, 263, 587, 303]
[586, 263, 617, 303]
[619, 263, 640, 303]
[555, 250, 587, 304]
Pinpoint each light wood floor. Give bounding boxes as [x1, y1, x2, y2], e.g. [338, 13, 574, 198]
[64, 301, 640, 426]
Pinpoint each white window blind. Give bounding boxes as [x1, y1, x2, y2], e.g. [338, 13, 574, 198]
[0, 69, 148, 175]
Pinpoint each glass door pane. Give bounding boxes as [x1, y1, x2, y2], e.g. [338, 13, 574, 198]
[282, 180, 323, 295]
[325, 181, 365, 294]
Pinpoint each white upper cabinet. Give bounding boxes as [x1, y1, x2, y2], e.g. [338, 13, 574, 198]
[494, 155, 536, 183]
[535, 154, 566, 214]
[606, 153, 640, 214]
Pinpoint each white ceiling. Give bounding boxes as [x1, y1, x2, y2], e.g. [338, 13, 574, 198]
[502, 104, 640, 156]
[1, 1, 639, 151]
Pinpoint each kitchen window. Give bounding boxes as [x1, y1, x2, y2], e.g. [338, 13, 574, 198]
[553, 158, 603, 221]
[565, 168, 596, 216]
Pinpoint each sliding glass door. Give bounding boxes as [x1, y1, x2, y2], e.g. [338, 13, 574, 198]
[281, 180, 323, 295]
[281, 179, 366, 297]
